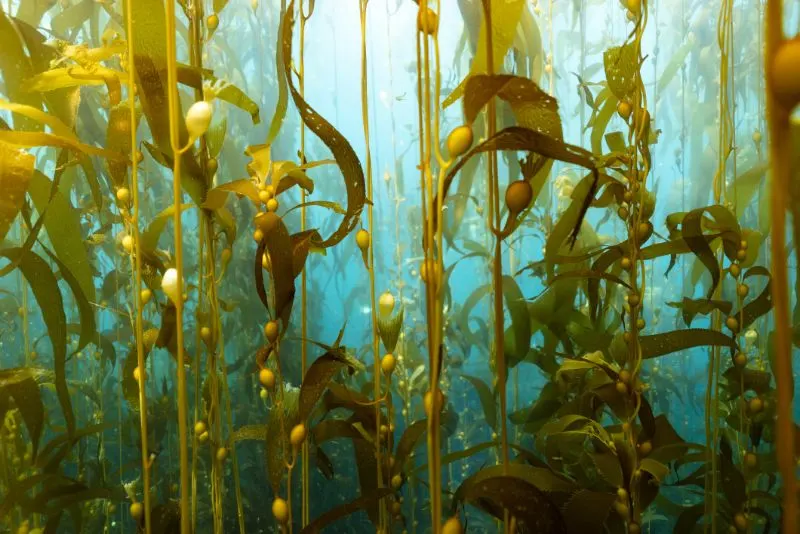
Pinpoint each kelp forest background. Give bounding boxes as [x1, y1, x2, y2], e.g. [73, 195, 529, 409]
[0, 0, 799, 533]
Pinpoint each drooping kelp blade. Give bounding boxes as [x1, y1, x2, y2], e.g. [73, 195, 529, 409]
[640, 329, 737, 359]
[298, 349, 357, 422]
[0, 248, 73, 436]
[254, 212, 295, 326]
[603, 42, 639, 101]
[503, 274, 532, 364]
[462, 374, 497, 431]
[443, 0, 526, 109]
[281, 2, 366, 249]
[41, 247, 96, 354]
[28, 171, 96, 306]
[0, 11, 43, 131]
[680, 205, 741, 298]
[0, 142, 34, 243]
[127, 0, 206, 204]
[463, 74, 562, 139]
[0, 368, 44, 458]
[451, 464, 568, 533]
[265, 0, 289, 145]
[732, 266, 773, 330]
[299, 488, 393, 534]
[435, 126, 597, 247]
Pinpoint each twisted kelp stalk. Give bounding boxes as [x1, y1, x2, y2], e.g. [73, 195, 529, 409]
[764, 1, 797, 532]
[163, 0, 190, 530]
[124, 4, 152, 533]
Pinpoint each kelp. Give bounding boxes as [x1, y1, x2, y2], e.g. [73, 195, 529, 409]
[0, 368, 44, 458]
[281, 1, 366, 249]
[0, 141, 34, 243]
[254, 212, 295, 326]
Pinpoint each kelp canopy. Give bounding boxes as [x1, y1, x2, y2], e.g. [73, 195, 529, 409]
[0, 0, 799, 533]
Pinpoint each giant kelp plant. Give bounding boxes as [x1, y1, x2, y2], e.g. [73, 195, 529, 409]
[0, 0, 799, 533]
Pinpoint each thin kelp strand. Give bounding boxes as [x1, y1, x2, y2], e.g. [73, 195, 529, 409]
[163, 0, 190, 531]
[299, 0, 310, 527]
[124, 4, 152, 533]
[765, 2, 797, 533]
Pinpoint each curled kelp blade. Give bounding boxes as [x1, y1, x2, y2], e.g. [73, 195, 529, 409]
[254, 212, 296, 327]
[376, 306, 404, 354]
[298, 348, 358, 422]
[281, 1, 366, 249]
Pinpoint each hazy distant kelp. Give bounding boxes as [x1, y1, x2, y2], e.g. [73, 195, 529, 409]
[0, 0, 799, 533]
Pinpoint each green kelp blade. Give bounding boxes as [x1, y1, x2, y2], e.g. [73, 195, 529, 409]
[265, 0, 288, 145]
[15, 0, 57, 27]
[603, 42, 639, 101]
[681, 205, 741, 299]
[502, 275, 531, 365]
[452, 464, 568, 533]
[282, 2, 366, 249]
[433, 126, 597, 250]
[121, 329, 159, 410]
[666, 297, 733, 327]
[311, 419, 364, 445]
[140, 203, 194, 253]
[640, 328, 737, 360]
[442, 0, 526, 109]
[254, 212, 295, 326]
[462, 74, 562, 139]
[298, 349, 358, 422]
[0, 130, 123, 160]
[299, 488, 393, 534]
[50, 0, 94, 35]
[28, 171, 96, 309]
[231, 424, 268, 443]
[731, 266, 772, 330]
[0, 248, 73, 436]
[376, 306, 404, 354]
[461, 374, 497, 431]
[41, 247, 95, 354]
[0, 11, 42, 131]
[391, 418, 427, 476]
[0, 368, 44, 459]
[128, 0, 206, 204]
[414, 441, 499, 475]
[0, 141, 34, 243]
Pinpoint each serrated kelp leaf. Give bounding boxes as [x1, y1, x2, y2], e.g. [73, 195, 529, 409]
[282, 3, 365, 249]
[603, 42, 638, 101]
[231, 424, 268, 443]
[443, 0, 526, 109]
[28, 171, 95, 307]
[391, 418, 427, 476]
[299, 488, 393, 534]
[376, 307, 404, 354]
[461, 374, 497, 431]
[255, 212, 295, 326]
[0, 141, 34, 243]
[129, 0, 206, 204]
[640, 329, 736, 360]
[140, 203, 194, 253]
[0, 248, 73, 436]
[604, 131, 627, 153]
[0, 368, 44, 458]
[463, 74, 562, 139]
[50, 0, 94, 35]
[666, 297, 733, 327]
[451, 464, 567, 533]
[201, 179, 260, 209]
[0, 11, 42, 131]
[298, 349, 357, 422]
[731, 266, 772, 330]
[681, 205, 741, 298]
[562, 490, 616, 534]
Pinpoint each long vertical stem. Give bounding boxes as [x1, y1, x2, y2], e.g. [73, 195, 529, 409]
[359, 0, 385, 527]
[163, 1, 190, 531]
[299, 1, 310, 526]
[764, 2, 797, 533]
[124, 4, 152, 533]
